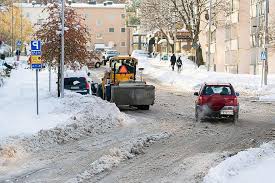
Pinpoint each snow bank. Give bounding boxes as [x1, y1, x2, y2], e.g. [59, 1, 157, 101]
[66, 132, 171, 183]
[0, 62, 131, 167]
[138, 57, 275, 97]
[203, 141, 275, 183]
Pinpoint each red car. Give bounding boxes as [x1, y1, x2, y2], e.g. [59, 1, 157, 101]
[194, 83, 239, 123]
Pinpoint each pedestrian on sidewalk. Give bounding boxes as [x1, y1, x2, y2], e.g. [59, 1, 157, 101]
[176, 56, 183, 72]
[170, 53, 176, 71]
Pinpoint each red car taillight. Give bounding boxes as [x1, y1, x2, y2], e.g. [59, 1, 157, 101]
[86, 82, 90, 90]
[233, 97, 238, 106]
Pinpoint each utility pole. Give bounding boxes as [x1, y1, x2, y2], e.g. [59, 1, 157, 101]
[264, 0, 269, 85]
[11, 2, 14, 56]
[60, 0, 65, 98]
[20, 0, 23, 44]
[255, 1, 260, 75]
[173, 9, 177, 54]
[207, 0, 212, 71]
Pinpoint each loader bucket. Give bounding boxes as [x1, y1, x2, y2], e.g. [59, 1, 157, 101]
[111, 84, 155, 106]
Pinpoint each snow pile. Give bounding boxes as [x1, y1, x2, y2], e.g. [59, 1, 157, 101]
[138, 57, 275, 98]
[203, 141, 275, 183]
[0, 66, 123, 140]
[0, 92, 129, 167]
[66, 132, 171, 183]
[0, 63, 131, 166]
[19, 93, 129, 152]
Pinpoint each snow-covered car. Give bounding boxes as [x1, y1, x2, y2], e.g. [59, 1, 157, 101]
[64, 76, 90, 95]
[131, 50, 150, 59]
[194, 83, 239, 123]
[102, 50, 119, 64]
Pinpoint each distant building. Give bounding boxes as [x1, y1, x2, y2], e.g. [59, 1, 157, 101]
[200, 0, 275, 74]
[16, 1, 132, 54]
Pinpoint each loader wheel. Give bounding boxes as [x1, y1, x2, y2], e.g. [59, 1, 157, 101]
[138, 105, 150, 110]
[97, 84, 103, 99]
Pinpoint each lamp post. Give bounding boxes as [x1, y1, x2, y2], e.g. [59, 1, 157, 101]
[11, 2, 14, 56]
[263, 0, 269, 85]
[172, 9, 177, 54]
[60, 0, 65, 98]
[207, 0, 212, 71]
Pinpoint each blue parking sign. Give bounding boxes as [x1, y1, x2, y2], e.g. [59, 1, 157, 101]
[31, 40, 41, 51]
[16, 40, 22, 46]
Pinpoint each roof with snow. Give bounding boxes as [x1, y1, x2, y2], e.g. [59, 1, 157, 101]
[14, 3, 125, 9]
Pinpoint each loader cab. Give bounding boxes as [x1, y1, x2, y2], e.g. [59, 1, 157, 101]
[109, 56, 138, 84]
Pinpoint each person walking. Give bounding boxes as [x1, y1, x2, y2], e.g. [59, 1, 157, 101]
[170, 53, 176, 71]
[176, 56, 183, 72]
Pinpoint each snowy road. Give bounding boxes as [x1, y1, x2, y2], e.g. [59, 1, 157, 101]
[1, 77, 275, 183]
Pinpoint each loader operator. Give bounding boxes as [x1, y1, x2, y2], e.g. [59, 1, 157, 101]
[117, 60, 135, 74]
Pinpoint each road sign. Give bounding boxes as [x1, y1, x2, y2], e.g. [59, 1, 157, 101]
[31, 40, 42, 69]
[31, 40, 41, 51]
[31, 50, 42, 55]
[261, 51, 267, 60]
[31, 55, 42, 69]
[16, 40, 22, 46]
[30, 40, 42, 115]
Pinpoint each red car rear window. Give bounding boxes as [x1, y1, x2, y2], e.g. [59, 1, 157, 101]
[202, 85, 233, 95]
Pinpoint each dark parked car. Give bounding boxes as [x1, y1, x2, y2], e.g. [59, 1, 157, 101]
[194, 83, 239, 123]
[64, 77, 90, 95]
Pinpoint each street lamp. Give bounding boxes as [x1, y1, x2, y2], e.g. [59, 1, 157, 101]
[207, 0, 212, 71]
[60, 0, 65, 98]
[263, 0, 269, 85]
[172, 9, 177, 54]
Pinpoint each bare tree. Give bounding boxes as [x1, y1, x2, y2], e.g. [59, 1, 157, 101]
[139, 0, 177, 52]
[139, 0, 224, 65]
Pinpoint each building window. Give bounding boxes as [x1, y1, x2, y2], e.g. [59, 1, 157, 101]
[96, 33, 103, 39]
[109, 28, 115, 32]
[121, 28, 126, 32]
[121, 42, 126, 47]
[121, 14, 125, 19]
[96, 19, 102, 26]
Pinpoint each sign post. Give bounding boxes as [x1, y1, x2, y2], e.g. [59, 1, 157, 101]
[31, 40, 42, 115]
[260, 51, 267, 87]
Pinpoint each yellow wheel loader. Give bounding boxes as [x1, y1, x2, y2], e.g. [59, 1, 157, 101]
[97, 56, 155, 110]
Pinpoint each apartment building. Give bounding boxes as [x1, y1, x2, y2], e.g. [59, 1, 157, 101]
[17, 1, 131, 54]
[202, 0, 275, 74]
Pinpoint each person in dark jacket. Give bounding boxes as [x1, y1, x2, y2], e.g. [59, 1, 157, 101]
[176, 56, 183, 72]
[170, 54, 176, 71]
